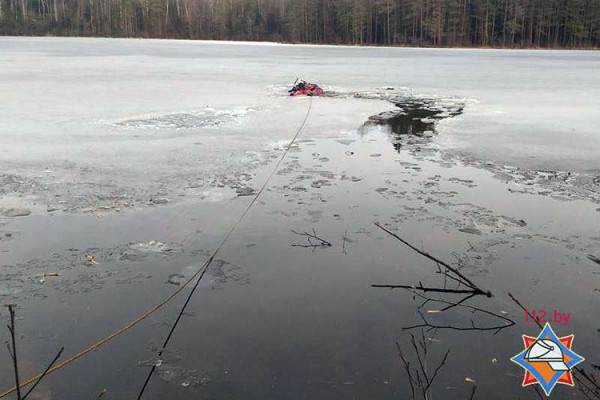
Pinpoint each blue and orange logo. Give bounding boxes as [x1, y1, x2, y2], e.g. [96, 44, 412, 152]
[511, 323, 585, 396]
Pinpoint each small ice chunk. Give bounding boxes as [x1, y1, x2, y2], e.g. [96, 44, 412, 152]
[236, 187, 256, 197]
[168, 273, 186, 286]
[1, 208, 31, 217]
[129, 241, 171, 253]
[459, 227, 482, 235]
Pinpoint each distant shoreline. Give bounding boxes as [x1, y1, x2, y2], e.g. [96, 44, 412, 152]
[2, 35, 599, 51]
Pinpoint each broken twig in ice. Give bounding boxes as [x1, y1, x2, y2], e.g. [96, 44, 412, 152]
[342, 230, 348, 255]
[371, 223, 509, 333]
[372, 283, 477, 294]
[395, 330, 452, 400]
[3, 305, 67, 400]
[5, 304, 22, 400]
[396, 342, 416, 400]
[373, 222, 491, 297]
[403, 309, 513, 333]
[469, 385, 477, 400]
[291, 229, 332, 251]
[508, 292, 543, 329]
[587, 254, 600, 265]
[22, 347, 64, 400]
[402, 290, 514, 333]
[532, 385, 545, 400]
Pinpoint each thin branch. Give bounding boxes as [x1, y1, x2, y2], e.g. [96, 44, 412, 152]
[440, 292, 477, 312]
[407, 290, 514, 328]
[424, 349, 450, 392]
[415, 370, 425, 399]
[576, 368, 600, 389]
[574, 368, 600, 397]
[5, 340, 14, 360]
[291, 229, 332, 250]
[508, 292, 543, 329]
[396, 330, 453, 400]
[403, 309, 513, 333]
[372, 284, 478, 294]
[22, 347, 64, 400]
[419, 329, 428, 356]
[531, 385, 545, 400]
[438, 263, 449, 289]
[6, 305, 22, 400]
[577, 385, 596, 400]
[574, 373, 600, 400]
[435, 267, 467, 292]
[396, 342, 416, 400]
[469, 385, 477, 400]
[375, 222, 491, 296]
[410, 333, 430, 387]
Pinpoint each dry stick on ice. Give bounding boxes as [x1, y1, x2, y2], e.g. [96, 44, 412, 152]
[371, 284, 477, 294]
[396, 342, 416, 400]
[291, 229, 332, 250]
[406, 289, 514, 333]
[371, 223, 511, 333]
[4, 304, 66, 400]
[574, 371, 600, 400]
[372, 222, 492, 297]
[507, 292, 543, 329]
[396, 331, 450, 400]
[22, 347, 64, 400]
[5, 305, 22, 400]
[469, 385, 477, 400]
[342, 230, 348, 255]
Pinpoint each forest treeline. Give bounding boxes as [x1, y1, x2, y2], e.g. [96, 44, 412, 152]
[1, 0, 599, 48]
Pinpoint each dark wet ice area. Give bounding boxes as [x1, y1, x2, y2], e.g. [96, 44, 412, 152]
[365, 98, 464, 138]
[1, 101, 598, 399]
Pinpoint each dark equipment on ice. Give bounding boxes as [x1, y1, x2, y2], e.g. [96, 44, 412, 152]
[288, 78, 324, 97]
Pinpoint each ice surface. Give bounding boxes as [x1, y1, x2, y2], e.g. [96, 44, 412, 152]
[1, 38, 396, 213]
[1, 38, 598, 177]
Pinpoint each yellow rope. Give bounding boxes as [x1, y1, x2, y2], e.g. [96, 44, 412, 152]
[0, 97, 313, 398]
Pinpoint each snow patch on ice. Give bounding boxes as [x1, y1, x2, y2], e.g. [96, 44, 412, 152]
[111, 106, 257, 130]
[128, 240, 172, 253]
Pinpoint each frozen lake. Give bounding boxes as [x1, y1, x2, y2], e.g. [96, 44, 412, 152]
[0, 37, 599, 400]
[2, 37, 599, 174]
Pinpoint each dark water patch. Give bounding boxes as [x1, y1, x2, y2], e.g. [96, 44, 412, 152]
[327, 87, 600, 206]
[365, 98, 464, 139]
[350, 90, 599, 205]
[236, 186, 256, 197]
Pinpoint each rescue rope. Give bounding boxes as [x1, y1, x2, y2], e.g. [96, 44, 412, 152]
[0, 96, 313, 399]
